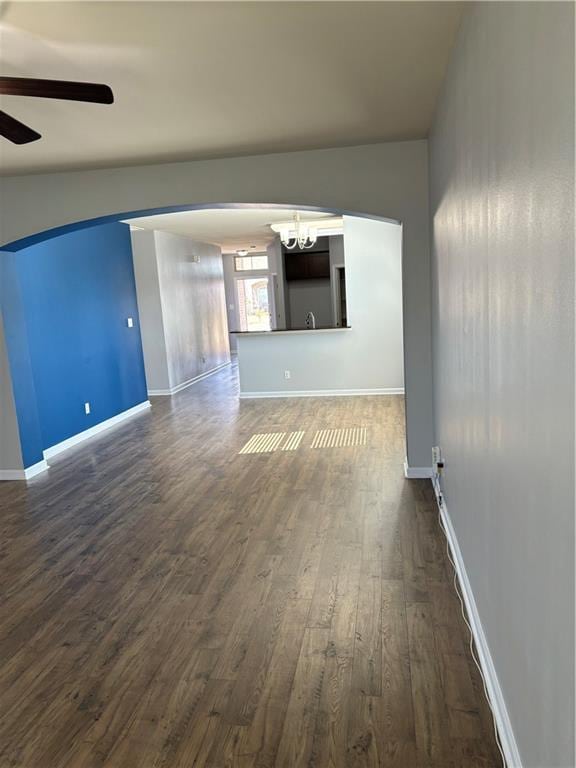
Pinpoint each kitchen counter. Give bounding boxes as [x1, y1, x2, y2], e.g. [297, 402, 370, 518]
[231, 326, 351, 337]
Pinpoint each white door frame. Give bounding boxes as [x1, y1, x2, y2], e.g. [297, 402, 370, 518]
[331, 262, 345, 326]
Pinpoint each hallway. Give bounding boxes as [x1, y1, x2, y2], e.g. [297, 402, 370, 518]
[0, 365, 500, 767]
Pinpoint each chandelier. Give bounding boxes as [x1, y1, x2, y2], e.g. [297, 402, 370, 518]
[277, 212, 317, 250]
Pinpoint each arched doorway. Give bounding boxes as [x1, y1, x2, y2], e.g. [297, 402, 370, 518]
[0, 141, 434, 473]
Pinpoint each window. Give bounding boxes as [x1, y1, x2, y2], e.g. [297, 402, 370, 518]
[234, 254, 269, 272]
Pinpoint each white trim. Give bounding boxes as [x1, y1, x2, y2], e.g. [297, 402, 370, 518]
[0, 459, 49, 481]
[431, 475, 522, 768]
[0, 469, 27, 481]
[148, 362, 230, 396]
[0, 470, 28, 481]
[43, 401, 151, 459]
[239, 387, 404, 399]
[403, 458, 434, 479]
[25, 460, 49, 479]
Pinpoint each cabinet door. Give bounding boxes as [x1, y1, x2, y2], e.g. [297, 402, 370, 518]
[285, 253, 306, 280]
[307, 252, 330, 279]
[284, 251, 329, 280]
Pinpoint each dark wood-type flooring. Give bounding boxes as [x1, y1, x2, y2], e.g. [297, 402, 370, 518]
[0, 364, 501, 767]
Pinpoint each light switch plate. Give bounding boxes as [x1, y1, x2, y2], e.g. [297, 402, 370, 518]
[127, 317, 134, 328]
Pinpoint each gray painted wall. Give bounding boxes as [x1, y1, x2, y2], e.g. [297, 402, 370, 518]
[131, 229, 170, 391]
[0, 312, 24, 472]
[267, 237, 287, 330]
[429, 4, 574, 766]
[237, 217, 404, 395]
[155, 231, 230, 388]
[222, 254, 239, 353]
[0, 140, 434, 468]
[287, 279, 332, 328]
[132, 229, 230, 392]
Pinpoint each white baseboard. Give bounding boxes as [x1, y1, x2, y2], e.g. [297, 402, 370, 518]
[431, 475, 522, 768]
[148, 362, 230, 396]
[239, 387, 404, 399]
[403, 459, 434, 478]
[43, 401, 151, 460]
[0, 459, 49, 481]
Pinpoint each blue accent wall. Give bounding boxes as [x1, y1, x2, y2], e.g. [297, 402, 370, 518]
[2, 222, 147, 462]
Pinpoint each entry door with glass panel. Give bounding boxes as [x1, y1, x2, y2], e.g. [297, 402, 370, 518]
[236, 276, 271, 331]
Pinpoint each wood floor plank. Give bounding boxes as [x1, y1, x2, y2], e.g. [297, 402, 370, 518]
[347, 693, 418, 768]
[438, 652, 483, 739]
[380, 594, 415, 742]
[274, 627, 330, 768]
[222, 589, 290, 727]
[169, 679, 236, 768]
[406, 601, 452, 767]
[309, 651, 354, 768]
[307, 536, 343, 629]
[352, 575, 382, 697]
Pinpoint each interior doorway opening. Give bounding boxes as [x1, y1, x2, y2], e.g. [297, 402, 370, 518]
[1, 202, 414, 479]
[236, 275, 272, 332]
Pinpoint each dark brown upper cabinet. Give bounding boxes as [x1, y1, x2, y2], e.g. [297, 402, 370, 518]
[284, 250, 330, 281]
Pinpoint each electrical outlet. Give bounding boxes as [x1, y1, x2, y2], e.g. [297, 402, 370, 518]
[127, 317, 134, 328]
[432, 446, 444, 475]
[84, 402, 91, 415]
[284, 370, 291, 380]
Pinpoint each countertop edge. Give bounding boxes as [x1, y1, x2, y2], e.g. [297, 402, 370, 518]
[232, 327, 351, 337]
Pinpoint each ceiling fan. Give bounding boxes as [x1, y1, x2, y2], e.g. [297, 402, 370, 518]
[0, 76, 114, 144]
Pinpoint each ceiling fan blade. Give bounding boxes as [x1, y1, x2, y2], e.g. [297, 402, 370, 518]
[0, 77, 113, 104]
[0, 110, 41, 144]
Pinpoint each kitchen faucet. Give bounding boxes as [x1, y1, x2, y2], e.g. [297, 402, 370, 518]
[306, 311, 316, 329]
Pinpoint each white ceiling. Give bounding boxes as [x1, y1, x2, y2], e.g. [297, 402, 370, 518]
[0, 1, 463, 175]
[125, 207, 339, 253]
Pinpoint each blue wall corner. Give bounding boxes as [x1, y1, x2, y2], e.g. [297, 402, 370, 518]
[1, 222, 148, 464]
